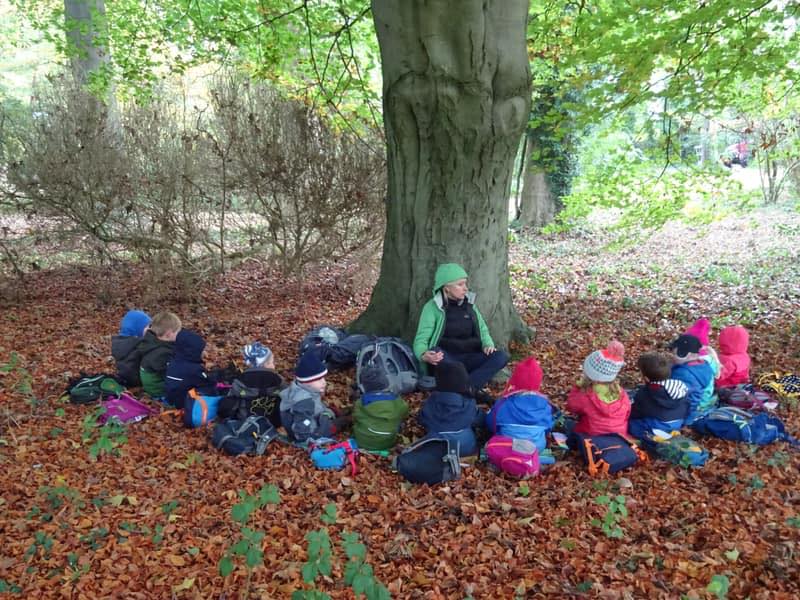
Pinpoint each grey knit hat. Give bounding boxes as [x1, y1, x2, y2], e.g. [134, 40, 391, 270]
[582, 340, 625, 383]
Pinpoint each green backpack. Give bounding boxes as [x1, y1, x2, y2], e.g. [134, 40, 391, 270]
[66, 374, 125, 404]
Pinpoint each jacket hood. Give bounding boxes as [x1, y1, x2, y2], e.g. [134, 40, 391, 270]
[433, 263, 468, 293]
[647, 379, 688, 409]
[119, 310, 151, 337]
[111, 335, 140, 360]
[421, 391, 477, 430]
[174, 329, 205, 362]
[719, 325, 749, 354]
[587, 386, 630, 417]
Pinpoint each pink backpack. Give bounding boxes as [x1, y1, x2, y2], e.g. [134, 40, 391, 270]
[485, 435, 540, 478]
[99, 393, 156, 425]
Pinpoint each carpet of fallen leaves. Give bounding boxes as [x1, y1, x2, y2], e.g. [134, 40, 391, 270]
[1, 207, 800, 599]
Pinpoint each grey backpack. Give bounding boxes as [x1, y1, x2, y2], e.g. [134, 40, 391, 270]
[356, 338, 419, 395]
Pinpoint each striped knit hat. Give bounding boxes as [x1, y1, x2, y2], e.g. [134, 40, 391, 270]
[582, 341, 625, 383]
[295, 351, 328, 384]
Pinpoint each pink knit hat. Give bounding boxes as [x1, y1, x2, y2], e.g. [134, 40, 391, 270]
[582, 341, 625, 383]
[503, 356, 543, 395]
[684, 318, 710, 346]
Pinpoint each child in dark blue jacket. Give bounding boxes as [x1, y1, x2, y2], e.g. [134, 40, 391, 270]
[418, 360, 485, 456]
[165, 329, 211, 407]
[628, 351, 689, 438]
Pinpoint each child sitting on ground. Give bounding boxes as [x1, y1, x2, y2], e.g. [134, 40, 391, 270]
[352, 365, 409, 451]
[486, 356, 553, 452]
[566, 341, 631, 438]
[228, 342, 285, 426]
[628, 351, 689, 439]
[418, 360, 486, 456]
[112, 310, 151, 386]
[669, 334, 717, 424]
[279, 351, 344, 444]
[139, 311, 181, 400]
[716, 325, 751, 389]
[165, 329, 211, 408]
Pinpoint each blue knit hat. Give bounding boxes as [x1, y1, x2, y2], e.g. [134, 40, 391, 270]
[242, 342, 273, 368]
[119, 310, 152, 337]
[295, 351, 328, 383]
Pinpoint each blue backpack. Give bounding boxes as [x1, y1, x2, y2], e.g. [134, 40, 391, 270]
[691, 407, 800, 446]
[569, 433, 648, 476]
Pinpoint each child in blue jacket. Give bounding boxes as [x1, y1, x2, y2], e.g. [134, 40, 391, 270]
[165, 329, 212, 407]
[669, 334, 716, 425]
[418, 360, 485, 456]
[487, 356, 553, 451]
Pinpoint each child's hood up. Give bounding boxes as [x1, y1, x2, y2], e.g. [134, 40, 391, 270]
[719, 326, 749, 355]
[174, 329, 205, 362]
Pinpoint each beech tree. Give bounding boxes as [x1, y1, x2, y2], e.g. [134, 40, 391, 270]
[350, 0, 532, 345]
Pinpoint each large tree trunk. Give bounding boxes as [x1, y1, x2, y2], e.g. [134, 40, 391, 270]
[64, 0, 110, 86]
[351, 0, 532, 349]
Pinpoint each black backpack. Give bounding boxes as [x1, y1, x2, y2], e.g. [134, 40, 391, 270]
[217, 373, 283, 427]
[211, 416, 279, 456]
[394, 437, 461, 485]
[65, 373, 125, 404]
[298, 325, 348, 363]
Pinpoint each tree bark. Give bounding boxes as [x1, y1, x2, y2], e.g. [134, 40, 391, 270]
[64, 0, 110, 87]
[518, 134, 559, 228]
[351, 0, 532, 349]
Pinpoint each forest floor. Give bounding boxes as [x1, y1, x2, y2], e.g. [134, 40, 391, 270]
[1, 206, 799, 599]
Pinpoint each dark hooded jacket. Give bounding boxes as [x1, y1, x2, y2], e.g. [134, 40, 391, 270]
[112, 335, 143, 386]
[630, 379, 689, 422]
[137, 331, 175, 398]
[418, 391, 485, 456]
[165, 330, 209, 407]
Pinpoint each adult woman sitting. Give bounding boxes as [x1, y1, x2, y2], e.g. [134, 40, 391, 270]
[413, 263, 509, 396]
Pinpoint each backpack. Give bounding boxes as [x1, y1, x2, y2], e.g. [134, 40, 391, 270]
[356, 338, 419, 395]
[757, 372, 800, 399]
[298, 325, 348, 363]
[326, 334, 375, 370]
[394, 436, 461, 485]
[211, 416, 278, 456]
[691, 406, 800, 446]
[183, 387, 225, 428]
[569, 433, 648, 476]
[639, 431, 708, 467]
[718, 385, 771, 410]
[66, 374, 125, 404]
[309, 438, 360, 475]
[98, 392, 156, 425]
[218, 378, 282, 426]
[488, 392, 553, 452]
[485, 435, 540, 478]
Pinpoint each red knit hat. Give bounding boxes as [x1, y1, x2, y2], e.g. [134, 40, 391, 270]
[503, 356, 543, 395]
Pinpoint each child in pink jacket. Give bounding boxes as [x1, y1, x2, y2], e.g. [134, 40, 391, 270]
[717, 325, 751, 388]
[567, 341, 631, 437]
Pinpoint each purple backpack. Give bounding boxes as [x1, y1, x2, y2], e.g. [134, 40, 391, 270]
[99, 393, 156, 425]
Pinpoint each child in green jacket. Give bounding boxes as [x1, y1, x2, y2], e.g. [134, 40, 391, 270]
[353, 366, 409, 451]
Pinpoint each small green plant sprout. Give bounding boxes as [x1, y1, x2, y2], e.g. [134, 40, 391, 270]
[517, 482, 530, 497]
[219, 484, 280, 585]
[81, 407, 128, 460]
[591, 494, 627, 539]
[706, 574, 730, 599]
[786, 515, 800, 528]
[294, 504, 391, 600]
